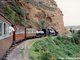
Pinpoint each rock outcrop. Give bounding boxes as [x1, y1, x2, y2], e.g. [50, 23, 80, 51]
[0, 0, 66, 35]
[16, 0, 65, 35]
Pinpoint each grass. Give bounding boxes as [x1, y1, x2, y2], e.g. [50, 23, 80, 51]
[29, 35, 80, 60]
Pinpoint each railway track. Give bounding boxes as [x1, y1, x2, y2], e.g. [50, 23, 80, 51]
[2, 36, 41, 60]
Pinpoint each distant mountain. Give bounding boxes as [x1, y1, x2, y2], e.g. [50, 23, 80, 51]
[65, 26, 80, 30]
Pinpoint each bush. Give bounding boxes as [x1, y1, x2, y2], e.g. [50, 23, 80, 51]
[5, 5, 16, 24]
[72, 30, 80, 44]
[29, 36, 80, 60]
[10, 0, 26, 17]
[4, 0, 30, 26]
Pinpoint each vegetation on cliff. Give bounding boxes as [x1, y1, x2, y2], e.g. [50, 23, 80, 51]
[29, 31, 80, 60]
[0, 0, 65, 34]
[25, 0, 57, 11]
[0, 0, 30, 26]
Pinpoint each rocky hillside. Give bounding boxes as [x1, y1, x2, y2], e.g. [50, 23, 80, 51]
[0, 0, 65, 35]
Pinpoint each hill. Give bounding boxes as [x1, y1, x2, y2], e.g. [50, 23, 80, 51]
[0, 0, 66, 35]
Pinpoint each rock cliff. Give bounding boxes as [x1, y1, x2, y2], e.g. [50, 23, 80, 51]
[17, 0, 65, 35]
[0, 0, 66, 35]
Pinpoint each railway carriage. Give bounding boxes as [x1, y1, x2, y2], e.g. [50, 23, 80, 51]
[0, 13, 13, 59]
[0, 13, 38, 59]
[0, 12, 58, 59]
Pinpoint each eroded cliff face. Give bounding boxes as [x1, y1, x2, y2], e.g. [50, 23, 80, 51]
[0, 0, 65, 35]
[16, 0, 65, 35]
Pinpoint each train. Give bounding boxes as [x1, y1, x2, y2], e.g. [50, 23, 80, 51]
[0, 12, 58, 59]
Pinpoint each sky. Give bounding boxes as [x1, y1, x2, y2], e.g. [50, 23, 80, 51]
[55, 0, 80, 26]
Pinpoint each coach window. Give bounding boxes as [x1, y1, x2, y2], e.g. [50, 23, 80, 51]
[0, 20, 9, 37]
[4, 23, 6, 35]
[4, 23, 8, 35]
[0, 21, 2, 36]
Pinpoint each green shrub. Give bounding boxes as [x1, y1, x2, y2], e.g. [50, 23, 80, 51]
[29, 36, 80, 60]
[10, 0, 26, 17]
[5, 5, 16, 24]
[4, 0, 29, 26]
[72, 30, 80, 44]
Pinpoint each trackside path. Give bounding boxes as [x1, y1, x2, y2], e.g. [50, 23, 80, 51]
[6, 37, 46, 60]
